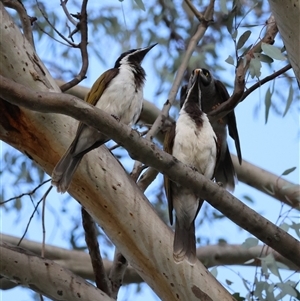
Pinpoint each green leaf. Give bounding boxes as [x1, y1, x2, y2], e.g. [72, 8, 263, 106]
[281, 166, 296, 176]
[264, 87, 272, 124]
[277, 282, 297, 298]
[249, 57, 261, 78]
[261, 43, 286, 61]
[134, 0, 145, 11]
[231, 29, 238, 40]
[283, 86, 294, 117]
[242, 237, 258, 249]
[254, 53, 274, 63]
[243, 195, 254, 203]
[237, 30, 251, 49]
[225, 55, 235, 65]
[261, 253, 282, 281]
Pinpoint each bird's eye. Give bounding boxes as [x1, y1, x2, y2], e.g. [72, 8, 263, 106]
[204, 71, 209, 77]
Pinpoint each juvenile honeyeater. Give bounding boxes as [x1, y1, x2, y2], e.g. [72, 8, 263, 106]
[164, 69, 219, 264]
[180, 68, 242, 191]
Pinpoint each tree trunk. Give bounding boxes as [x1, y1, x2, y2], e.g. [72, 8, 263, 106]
[268, 0, 300, 82]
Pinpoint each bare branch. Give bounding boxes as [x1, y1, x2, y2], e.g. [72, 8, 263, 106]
[0, 242, 114, 301]
[1, 234, 298, 292]
[60, 0, 89, 92]
[60, 0, 77, 25]
[184, 0, 205, 22]
[241, 63, 292, 102]
[82, 208, 111, 296]
[1, 76, 299, 267]
[108, 249, 128, 299]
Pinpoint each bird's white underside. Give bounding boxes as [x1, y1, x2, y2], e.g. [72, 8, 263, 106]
[95, 63, 144, 126]
[173, 109, 217, 180]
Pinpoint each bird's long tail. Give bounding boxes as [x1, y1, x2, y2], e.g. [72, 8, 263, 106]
[173, 220, 197, 265]
[51, 145, 83, 193]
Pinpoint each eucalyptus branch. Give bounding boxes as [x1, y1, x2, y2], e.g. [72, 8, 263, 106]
[108, 249, 128, 299]
[184, 0, 205, 22]
[60, 0, 77, 25]
[1, 76, 299, 267]
[208, 15, 278, 121]
[35, 0, 76, 47]
[1, 234, 298, 292]
[0, 242, 114, 301]
[81, 208, 111, 296]
[59, 0, 89, 92]
[2, 0, 35, 48]
[241, 63, 292, 101]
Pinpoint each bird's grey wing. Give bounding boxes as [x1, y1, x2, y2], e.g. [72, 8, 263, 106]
[215, 79, 242, 164]
[163, 122, 176, 225]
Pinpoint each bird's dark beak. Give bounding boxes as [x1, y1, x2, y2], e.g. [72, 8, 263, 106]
[134, 43, 157, 62]
[188, 69, 200, 90]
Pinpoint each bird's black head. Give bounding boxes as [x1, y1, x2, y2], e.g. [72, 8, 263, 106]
[114, 43, 157, 68]
[198, 68, 212, 86]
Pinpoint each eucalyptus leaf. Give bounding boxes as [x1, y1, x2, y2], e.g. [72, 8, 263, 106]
[134, 0, 145, 11]
[242, 237, 259, 248]
[281, 166, 296, 176]
[261, 43, 287, 60]
[264, 87, 272, 124]
[283, 85, 294, 117]
[225, 55, 235, 65]
[237, 30, 251, 50]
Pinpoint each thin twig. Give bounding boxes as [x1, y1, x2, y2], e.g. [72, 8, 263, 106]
[108, 248, 128, 299]
[60, 0, 89, 92]
[2, 0, 35, 48]
[0, 179, 51, 205]
[41, 186, 52, 258]
[81, 208, 111, 296]
[35, 0, 76, 47]
[60, 0, 77, 25]
[241, 63, 292, 101]
[184, 0, 205, 22]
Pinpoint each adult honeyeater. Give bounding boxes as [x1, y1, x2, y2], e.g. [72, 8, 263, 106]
[180, 68, 242, 191]
[52, 44, 157, 193]
[164, 69, 219, 264]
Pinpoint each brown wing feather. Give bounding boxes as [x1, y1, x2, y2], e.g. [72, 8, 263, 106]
[215, 80, 242, 164]
[75, 68, 119, 133]
[163, 122, 176, 225]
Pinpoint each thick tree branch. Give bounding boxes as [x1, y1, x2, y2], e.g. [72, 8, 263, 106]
[58, 81, 300, 207]
[1, 234, 298, 291]
[0, 242, 114, 301]
[0, 76, 299, 269]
